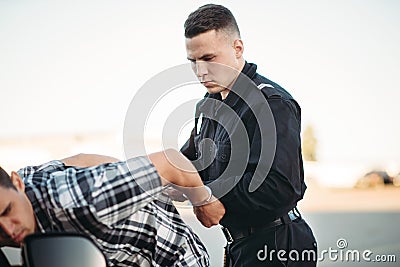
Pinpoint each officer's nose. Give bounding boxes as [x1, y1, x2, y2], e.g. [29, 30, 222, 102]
[195, 61, 208, 80]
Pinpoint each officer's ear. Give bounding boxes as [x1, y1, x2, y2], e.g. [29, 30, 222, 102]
[233, 39, 244, 58]
[10, 171, 25, 192]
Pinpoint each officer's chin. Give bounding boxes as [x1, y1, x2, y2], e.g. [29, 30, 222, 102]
[204, 84, 223, 94]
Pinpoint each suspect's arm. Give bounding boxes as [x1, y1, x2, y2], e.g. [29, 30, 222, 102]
[61, 153, 120, 167]
[148, 149, 212, 207]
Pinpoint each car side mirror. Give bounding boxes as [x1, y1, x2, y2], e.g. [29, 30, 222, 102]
[21, 233, 108, 267]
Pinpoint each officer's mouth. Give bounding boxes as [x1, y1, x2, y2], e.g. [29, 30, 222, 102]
[201, 81, 216, 88]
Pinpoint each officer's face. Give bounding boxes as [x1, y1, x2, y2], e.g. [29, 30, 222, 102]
[0, 172, 36, 247]
[186, 29, 244, 99]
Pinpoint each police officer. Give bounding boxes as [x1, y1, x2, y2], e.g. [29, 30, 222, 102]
[181, 4, 317, 267]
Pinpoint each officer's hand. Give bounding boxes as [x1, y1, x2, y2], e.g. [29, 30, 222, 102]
[193, 197, 225, 228]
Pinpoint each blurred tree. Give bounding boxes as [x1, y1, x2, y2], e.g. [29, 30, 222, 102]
[302, 124, 317, 161]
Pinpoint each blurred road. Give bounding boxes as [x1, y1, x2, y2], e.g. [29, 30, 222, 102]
[179, 208, 400, 267]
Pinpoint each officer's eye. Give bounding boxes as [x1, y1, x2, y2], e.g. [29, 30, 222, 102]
[203, 56, 215, 62]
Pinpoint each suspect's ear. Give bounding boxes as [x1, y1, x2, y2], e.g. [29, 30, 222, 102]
[10, 171, 25, 192]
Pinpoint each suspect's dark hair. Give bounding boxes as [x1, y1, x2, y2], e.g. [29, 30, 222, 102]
[184, 4, 240, 38]
[0, 166, 16, 190]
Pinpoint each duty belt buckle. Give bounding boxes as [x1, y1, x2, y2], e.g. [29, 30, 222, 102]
[221, 227, 234, 243]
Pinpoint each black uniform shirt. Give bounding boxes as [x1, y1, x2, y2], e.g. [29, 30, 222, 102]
[181, 62, 306, 228]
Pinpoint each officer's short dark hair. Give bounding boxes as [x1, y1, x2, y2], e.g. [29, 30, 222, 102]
[0, 166, 16, 190]
[184, 4, 241, 39]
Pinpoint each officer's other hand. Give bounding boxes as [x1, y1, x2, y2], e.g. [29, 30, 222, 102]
[164, 187, 188, 202]
[193, 197, 225, 228]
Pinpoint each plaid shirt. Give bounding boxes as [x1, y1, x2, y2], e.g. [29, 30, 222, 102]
[18, 156, 209, 267]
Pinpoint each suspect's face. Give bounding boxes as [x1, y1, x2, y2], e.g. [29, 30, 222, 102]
[185, 29, 244, 99]
[0, 173, 36, 247]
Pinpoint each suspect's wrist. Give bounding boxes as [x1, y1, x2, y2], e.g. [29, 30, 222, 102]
[190, 185, 213, 206]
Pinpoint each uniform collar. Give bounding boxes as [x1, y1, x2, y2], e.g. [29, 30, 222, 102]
[241, 61, 258, 80]
[222, 62, 258, 109]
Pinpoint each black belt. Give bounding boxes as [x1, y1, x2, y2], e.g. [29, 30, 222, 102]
[221, 207, 301, 243]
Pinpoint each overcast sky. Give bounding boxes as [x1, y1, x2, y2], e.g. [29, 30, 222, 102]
[1, 0, 399, 166]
